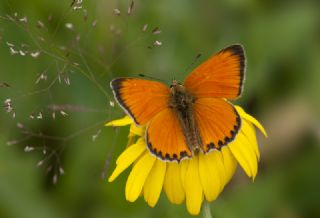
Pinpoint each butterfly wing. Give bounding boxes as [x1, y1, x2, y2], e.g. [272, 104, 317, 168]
[111, 77, 191, 161]
[184, 44, 245, 99]
[110, 78, 170, 125]
[193, 98, 241, 152]
[146, 108, 192, 161]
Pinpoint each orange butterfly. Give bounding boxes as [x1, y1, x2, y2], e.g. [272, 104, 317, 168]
[111, 44, 245, 162]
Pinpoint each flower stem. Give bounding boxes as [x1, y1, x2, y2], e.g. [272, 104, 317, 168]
[202, 201, 212, 218]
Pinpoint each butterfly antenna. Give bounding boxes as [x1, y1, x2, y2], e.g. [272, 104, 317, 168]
[138, 74, 165, 83]
[184, 53, 202, 73]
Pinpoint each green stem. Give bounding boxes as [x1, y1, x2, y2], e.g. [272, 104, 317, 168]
[202, 201, 212, 218]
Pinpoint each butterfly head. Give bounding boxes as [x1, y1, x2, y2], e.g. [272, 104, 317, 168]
[170, 79, 181, 87]
[170, 80, 184, 92]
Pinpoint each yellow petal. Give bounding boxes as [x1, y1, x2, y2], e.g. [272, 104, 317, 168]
[198, 151, 223, 202]
[164, 162, 185, 204]
[126, 135, 136, 147]
[241, 119, 260, 160]
[237, 132, 258, 179]
[235, 106, 268, 137]
[129, 124, 145, 137]
[210, 151, 227, 189]
[229, 132, 258, 180]
[143, 159, 167, 207]
[185, 156, 203, 215]
[221, 147, 237, 183]
[105, 116, 133, 126]
[125, 152, 156, 202]
[108, 138, 146, 182]
[180, 159, 188, 190]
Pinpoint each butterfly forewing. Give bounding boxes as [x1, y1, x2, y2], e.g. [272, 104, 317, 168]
[184, 44, 245, 99]
[110, 78, 170, 125]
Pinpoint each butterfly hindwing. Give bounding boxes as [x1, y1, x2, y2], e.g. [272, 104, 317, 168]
[193, 98, 241, 152]
[184, 44, 245, 99]
[110, 78, 170, 125]
[146, 108, 192, 161]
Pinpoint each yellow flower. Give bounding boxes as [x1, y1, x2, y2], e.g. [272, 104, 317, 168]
[106, 106, 267, 215]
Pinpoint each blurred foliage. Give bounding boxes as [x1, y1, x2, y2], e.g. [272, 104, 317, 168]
[0, 0, 319, 218]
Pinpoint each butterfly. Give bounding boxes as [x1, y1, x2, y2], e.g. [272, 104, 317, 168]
[110, 44, 245, 162]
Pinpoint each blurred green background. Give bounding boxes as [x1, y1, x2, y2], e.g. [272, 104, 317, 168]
[0, 0, 319, 218]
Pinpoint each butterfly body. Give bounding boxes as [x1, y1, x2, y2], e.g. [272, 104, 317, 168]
[111, 44, 245, 162]
[169, 81, 202, 153]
